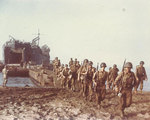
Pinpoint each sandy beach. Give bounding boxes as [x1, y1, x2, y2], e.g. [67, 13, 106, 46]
[0, 87, 149, 120]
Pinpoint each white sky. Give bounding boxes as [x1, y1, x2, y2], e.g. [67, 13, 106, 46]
[0, 0, 150, 68]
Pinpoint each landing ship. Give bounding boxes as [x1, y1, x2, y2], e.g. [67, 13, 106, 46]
[3, 34, 50, 66]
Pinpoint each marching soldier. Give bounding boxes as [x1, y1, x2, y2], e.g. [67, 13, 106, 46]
[74, 58, 78, 65]
[61, 64, 70, 88]
[2, 65, 9, 87]
[70, 62, 78, 91]
[93, 62, 108, 109]
[52, 57, 60, 74]
[134, 61, 148, 93]
[107, 64, 119, 89]
[69, 58, 73, 67]
[57, 64, 64, 81]
[86, 64, 94, 101]
[114, 62, 136, 117]
[76, 61, 81, 70]
[78, 59, 89, 97]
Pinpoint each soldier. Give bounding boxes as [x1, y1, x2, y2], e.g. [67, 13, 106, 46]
[40, 69, 46, 86]
[86, 64, 94, 101]
[52, 57, 60, 74]
[114, 62, 136, 117]
[74, 58, 78, 65]
[92, 67, 97, 73]
[107, 64, 119, 89]
[76, 61, 81, 70]
[61, 64, 70, 88]
[93, 62, 108, 109]
[74, 61, 81, 90]
[134, 61, 148, 93]
[70, 61, 78, 91]
[57, 64, 64, 80]
[2, 65, 9, 87]
[69, 58, 73, 67]
[58, 60, 61, 67]
[78, 59, 89, 97]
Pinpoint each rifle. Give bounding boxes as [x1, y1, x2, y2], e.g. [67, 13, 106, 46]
[96, 63, 99, 71]
[118, 59, 126, 97]
[122, 59, 126, 73]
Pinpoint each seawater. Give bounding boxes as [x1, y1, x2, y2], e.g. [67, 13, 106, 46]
[0, 71, 150, 91]
[0, 73, 35, 87]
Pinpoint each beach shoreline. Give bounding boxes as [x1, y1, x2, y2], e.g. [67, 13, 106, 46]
[0, 87, 150, 120]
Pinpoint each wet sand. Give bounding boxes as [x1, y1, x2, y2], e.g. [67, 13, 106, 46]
[0, 87, 150, 120]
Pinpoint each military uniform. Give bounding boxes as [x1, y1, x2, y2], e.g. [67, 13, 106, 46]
[134, 62, 147, 93]
[61, 66, 70, 88]
[74, 59, 78, 66]
[81, 65, 94, 100]
[94, 70, 108, 105]
[78, 62, 88, 97]
[70, 63, 78, 91]
[2, 66, 8, 87]
[53, 57, 60, 74]
[69, 58, 73, 67]
[76, 61, 81, 70]
[87, 68, 94, 101]
[108, 66, 119, 89]
[57, 66, 64, 75]
[56, 66, 64, 85]
[93, 63, 108, 107]
[115, 62, 136, 117]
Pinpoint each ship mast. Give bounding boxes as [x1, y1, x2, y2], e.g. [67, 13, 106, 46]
[32, 29, 40, 46]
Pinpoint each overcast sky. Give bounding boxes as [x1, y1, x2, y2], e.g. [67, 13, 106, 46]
[0, 0, 150, 68]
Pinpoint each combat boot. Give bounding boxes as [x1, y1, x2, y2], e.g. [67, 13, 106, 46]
[134, 90, 137, 94]
[3, 80, 7, 87]
[120, 110, 125, 118]
[89, 96, 92, 102]
[97, 104, 102, 110]
[85, 96, 87, 101]
[83, 93, 85, 97]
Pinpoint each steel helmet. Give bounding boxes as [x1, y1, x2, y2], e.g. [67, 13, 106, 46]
[89, 61, 93, 65]
[83, 59, 89, 64]
[100, 62, 107, 68]
[140, 61, 144, 65]
[124, 62, 133, 68]
[113, 64, 117, 68]
[65, 64, 68, 67]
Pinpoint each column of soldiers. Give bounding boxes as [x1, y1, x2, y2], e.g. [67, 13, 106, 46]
[52, 58, 148, 117]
